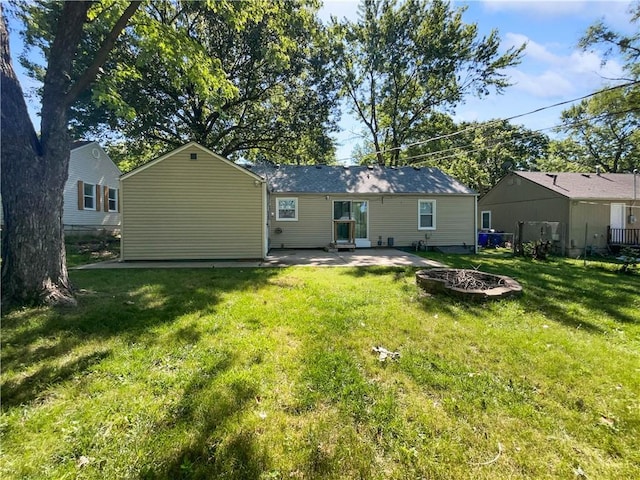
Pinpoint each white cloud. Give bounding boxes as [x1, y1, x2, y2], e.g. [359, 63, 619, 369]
[504, 33, 559, 64]
[502, 32, 626, 99]
[507, 68, 575, 98]
[566, 51, 625, 79]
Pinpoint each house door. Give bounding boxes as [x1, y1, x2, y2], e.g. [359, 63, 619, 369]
[333, 200, 370, 247]
[610, 203, 625, 229]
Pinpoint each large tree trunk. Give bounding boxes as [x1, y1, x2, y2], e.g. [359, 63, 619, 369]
[1, 2, 139, 308]
[1, 9, 76, 306]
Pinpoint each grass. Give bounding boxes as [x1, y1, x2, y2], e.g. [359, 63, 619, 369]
[65, 235, 120, 268]
[1, 251, 639, 479]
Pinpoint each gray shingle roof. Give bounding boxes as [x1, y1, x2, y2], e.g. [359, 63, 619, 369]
[248, 164, 476, 195]
[71, 140, 94, 150]
[516, 171, 639, 200]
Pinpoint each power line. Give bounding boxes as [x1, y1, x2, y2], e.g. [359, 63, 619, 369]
[335, 79, 640, 164]
[404, 106, 640, 166]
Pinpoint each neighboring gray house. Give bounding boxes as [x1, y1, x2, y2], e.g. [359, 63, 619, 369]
[120, 142, 477, 261]
[478, 171, 640, 256]
[1, 141, 121, 234]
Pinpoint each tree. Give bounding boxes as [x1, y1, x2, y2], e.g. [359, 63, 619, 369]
[331, 0, 524, 166]
[563, 2, 640, 173]
[536, 138, 587, 173]
[579, 1, 639, 82]
[556, 86, 640, 173]
[22, 0, 340, 168]
[413, 120, 549, 194]
[1, 2, 140, 307]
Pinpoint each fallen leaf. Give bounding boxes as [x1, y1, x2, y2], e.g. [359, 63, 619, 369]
[599, 415, 615, 427]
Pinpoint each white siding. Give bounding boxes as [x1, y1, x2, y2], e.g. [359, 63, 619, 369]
[63, 143, 121, 229]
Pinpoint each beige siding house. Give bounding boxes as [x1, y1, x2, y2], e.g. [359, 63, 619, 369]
[120, 143, 267, 260]
[120, 142, 477, 260]
[253, 164, 477, 252]
[479, 171, 640, 256]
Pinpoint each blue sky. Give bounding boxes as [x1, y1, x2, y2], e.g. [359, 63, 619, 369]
[320, 0, 635, 162]
[8, 1, 636, 163]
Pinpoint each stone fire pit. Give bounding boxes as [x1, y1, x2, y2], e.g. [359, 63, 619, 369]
[416, 268, 522, 301]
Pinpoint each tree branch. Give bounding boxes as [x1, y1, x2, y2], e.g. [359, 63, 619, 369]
[65, 1, 142, 105]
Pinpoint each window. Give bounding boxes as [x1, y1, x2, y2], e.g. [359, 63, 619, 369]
[276, 197, 298, 221]
[107, 188, 118, 212]
[83, 183, 96, 210]
[481, 211, 491, 230]
[418, 199, 436, 230]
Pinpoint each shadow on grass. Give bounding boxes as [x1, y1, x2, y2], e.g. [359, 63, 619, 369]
[140, 357, 268, 480]
[340, 265, 416, 280]
[1, 268, 279, 411]
[1, 350, 111, 409]
[414, 252, 639, 333]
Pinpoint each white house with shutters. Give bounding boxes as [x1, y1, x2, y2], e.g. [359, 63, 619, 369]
[65, 141, 121, 234]
[1, 141, 121, 234]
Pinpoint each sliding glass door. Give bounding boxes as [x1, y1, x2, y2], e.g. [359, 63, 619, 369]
[333, 200, 369, 246]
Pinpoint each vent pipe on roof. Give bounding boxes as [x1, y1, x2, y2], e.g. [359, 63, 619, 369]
[596, 165, 601, 176]
[546, 173, 558, 185]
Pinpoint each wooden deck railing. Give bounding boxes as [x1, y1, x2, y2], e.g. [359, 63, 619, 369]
[608, 227, 640, 246]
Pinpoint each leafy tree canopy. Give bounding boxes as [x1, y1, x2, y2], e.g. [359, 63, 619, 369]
[412, 120, 549, 195]
[556, 86, 639, 173]
[20, 0, 340, 168]
[331, 0, 524, 166]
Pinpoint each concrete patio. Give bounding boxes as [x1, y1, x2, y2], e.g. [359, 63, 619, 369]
[72, 248, 445, 270]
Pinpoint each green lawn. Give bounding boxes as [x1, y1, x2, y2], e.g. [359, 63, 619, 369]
[2, 252, 639, 479]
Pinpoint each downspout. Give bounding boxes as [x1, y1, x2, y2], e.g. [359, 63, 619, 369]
[632, 169, 638, 227]
[263, 181, 268, 259]
[634, 168, 638, 210]
[119, 176, 124, 261]
[474, 193, 478, 254]
[258, 162, 272, 259]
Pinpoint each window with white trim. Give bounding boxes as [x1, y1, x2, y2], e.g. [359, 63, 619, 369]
[107, 188, 118, 212]
[276, 197, 298, 221]
[83, 183, 96, 210]
[481, 211, 491, 230]
[418, 199, 436, 230]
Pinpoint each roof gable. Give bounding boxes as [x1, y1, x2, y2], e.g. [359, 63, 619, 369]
[70, 141, 121, 175]
[515, 172, 638, 200]
[249, 164, 475, 195]
[121, 142, 263, 181]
